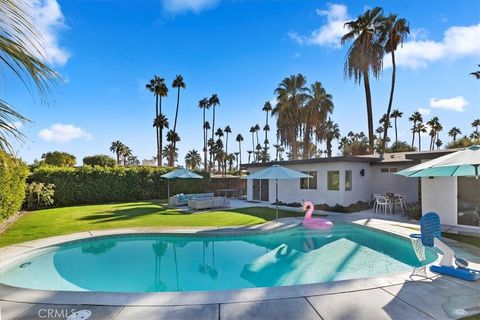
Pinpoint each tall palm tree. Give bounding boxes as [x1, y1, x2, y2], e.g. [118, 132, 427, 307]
[146, 76, 168, 166]
[341, 7, 385, 153]
[304, 81, 334, 159]
[472, 119, 480, 134]
[234, 152, 240, 170]
[172, 75, 186, 150]
[448, 127, 462, 142]
[166, 130, 180, 166]
[198, 98, 210, 171]
[0, 1, 59, 152]
[416, 123, 427, 151]
[121, 146, 133, 166]
[262, 101, 273, 152]
[325, 119, 340, 158]
[247, 150, 253, 164]
[163, 144, 178, 164]
[427, 116, 441, 150]
[390, 109, 403, 143]
[153, 114, 169, 164]
[378, 113, 391, 149]
[110, 140, 125, 165]
[379, 14, 409, 151]
[224, 126, 231, 174]
[236, 133, 244, 166]
[470, 65, 480, 79]
[249, 126, 256, 154]
[408, 111, 423, 147]
[208, 94, 220, 170]
[253, 124, 260, 147]
[185, 149, 201, 170]
[272, 74, 309, 160]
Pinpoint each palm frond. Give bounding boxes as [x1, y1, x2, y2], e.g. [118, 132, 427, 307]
[0, 99, 29, 153]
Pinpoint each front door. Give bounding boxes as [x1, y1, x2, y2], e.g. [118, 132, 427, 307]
[261, 179, 269, 201]
[457, 177, 480, 227]
[253, 179, 260, 201]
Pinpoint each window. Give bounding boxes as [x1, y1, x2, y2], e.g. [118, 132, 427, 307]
[327, 171, 340, 191]
[345, 170, 352, 191]
[381, 167, 398, 173]
[300, 171, 317, 190]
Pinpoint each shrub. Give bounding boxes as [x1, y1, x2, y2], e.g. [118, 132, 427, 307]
[405, 201, 422, 220]
[387, 141, 416, 153]
[83, 155, 116, 167]
[24, 182, 55, 210]
[0, 150, 29, 220]
[28, 166, 210, 207]
[314, 201, 370, 213]
[41, 151, 76, 167]
[446, 136, 480, 149]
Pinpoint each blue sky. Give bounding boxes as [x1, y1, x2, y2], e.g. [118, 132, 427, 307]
[6, 0, 480, 164]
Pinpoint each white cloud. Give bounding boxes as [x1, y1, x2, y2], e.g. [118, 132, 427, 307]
[161, 0, 220, 14]
[409, 28, 429, 41]
[429, 96, 468, 112]
[391, 24, 480, 69]
[418, 108, 431, 115]
[29, 0, 70, 66]
[288, 3, 349, 48]
[39, 124, 92, 143]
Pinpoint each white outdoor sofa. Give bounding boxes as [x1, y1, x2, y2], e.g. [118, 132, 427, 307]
[169, 193, 214, 206]
[188, 197, 230, 211]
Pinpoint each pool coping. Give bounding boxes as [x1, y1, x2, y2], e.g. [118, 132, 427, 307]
[0, 219, 472, 307]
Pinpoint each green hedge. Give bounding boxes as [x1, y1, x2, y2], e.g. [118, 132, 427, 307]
[28, 166, 210, 207]
[0, 151, 29, 220]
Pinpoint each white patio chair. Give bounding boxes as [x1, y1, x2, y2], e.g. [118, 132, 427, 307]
[394, 194, 406, 214]
[375, 195, 392, 215]
[372, 193, 382, 212]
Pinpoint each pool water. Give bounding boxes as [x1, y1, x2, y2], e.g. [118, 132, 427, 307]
[0, 224, 437, 292]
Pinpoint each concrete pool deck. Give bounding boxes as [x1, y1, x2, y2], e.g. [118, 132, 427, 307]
[0, 211, 479, 319]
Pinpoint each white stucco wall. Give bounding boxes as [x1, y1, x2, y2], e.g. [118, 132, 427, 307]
[369, 164, 420, 203]
[421, 177, 457, 226]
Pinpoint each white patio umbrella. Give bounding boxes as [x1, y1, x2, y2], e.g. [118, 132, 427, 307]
[241, 165, 312, 219]
[161, 168, 203, 200]
[396, 145, 480, 178]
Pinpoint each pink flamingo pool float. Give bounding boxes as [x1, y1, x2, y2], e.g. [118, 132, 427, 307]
[302, 201, 333, 230]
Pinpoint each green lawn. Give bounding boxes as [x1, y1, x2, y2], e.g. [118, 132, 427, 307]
[0, 202, 304, 247]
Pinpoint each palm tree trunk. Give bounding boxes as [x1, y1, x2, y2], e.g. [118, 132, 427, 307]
[411, 122, 416, 147]
[238, 142, 242, 167]
[173, 88, 180, 150]
[418, 132, 421, 151]
[382, 51, 396, 154]
[116, 152, 120, 166]
[158, 97, 163, 166]
[210, 107, 215, 171]
[251, 133, 255, 153]
[394, 119, 398, 143]
[203, 109, 207, 171]
[155, 94, 161, 166]
[363, 71, 375, 154]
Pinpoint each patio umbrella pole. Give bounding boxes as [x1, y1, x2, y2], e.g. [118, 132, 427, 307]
[275, 178, 278, 220]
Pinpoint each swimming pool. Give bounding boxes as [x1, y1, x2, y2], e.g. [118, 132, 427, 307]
[0, 224, 436, 292]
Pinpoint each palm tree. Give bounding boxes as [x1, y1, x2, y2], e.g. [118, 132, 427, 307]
[262, 101, 273, 151]
[272, 74, 309, 160]
[341, 7, 385, 153]
[233, 152, 240, 170]
[203, 121, 210, 170]
[207, 138, 215, 170]
[299, 81, 334, 159]
[227, 153, 235, 172]
[166, 130, 180, 166]
[153, 114, 169, 164]
[470, 65, 480, 79]
[208, 94, 220, 170]
[408, 111, 423, 147]
[249, 126, 256, 154]
[235, 133, 243, 166]
[172, 75, 186, 150]
[253, 124, 261, 147]
[146, 76, 168, 166]
[121, 146, 133, 166]
[163, 144, 178, 164]
[247, 150, 253, 164]
[185, 149, 201, 170]
[198, 98, 210, 171]
[110, 140, 125, 165]
[416, 123, 427, 151]
[325, 119, 340, 158]
[379, 14, 409, 151]
[435, 138, 443, 150]
[0, 1, 59, 152]
[472, 119, 480, 134]
[389, 109, 403, 143]
[448, 127, 462, 142]
[427, 116, 441, 150]
[378, 113, 392, 150]
[224, 125, 231, 161]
